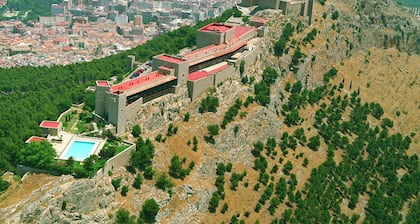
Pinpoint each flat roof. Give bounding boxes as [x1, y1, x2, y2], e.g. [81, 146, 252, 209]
[25, 136, 47, 143]
[188, 70, 208, 81]
[249, 16, 269, 24]
[183, 25, 255, 63]
[40, 120, 61, 129]
[97, 80, 109, 87]
[157, 54, 185, 64]
[200, 23, 233, 33]
[110, 71, 166, 93]
[186, 39, 248, 66]
[234, 26, 255, 39]
[183, 44, 219, 60]
[188, 62, 230, 81]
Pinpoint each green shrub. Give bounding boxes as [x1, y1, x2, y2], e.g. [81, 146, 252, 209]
[199, 95, 219, 113]
[133, 173, 143, 189]
[121, 185, 129, 196]
[143, 166, 154, 180]
[132, 124, 141, 137]
[183, 112, 190, 122]
[111, 178, 121, 191]
[0, 177, 10, 192]
[155, 173, 174, 190]
[332, 10, 339, 20]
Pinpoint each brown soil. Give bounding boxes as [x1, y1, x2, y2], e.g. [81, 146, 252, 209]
[0, 173, 58, 208]
[334, 48, 420, 156]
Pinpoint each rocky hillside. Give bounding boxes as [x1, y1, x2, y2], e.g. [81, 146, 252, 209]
[257, 0, 420, 85]
[1, 0, 419, 223]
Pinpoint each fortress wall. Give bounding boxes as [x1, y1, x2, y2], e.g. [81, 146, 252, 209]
[225, 27, 236, 43]
[95, 142, 136, 180]
[94, 85, 109, 117]
[260, 0, 280, 9]
[242, 44, 260, 65]
[106, 92, 127, 134]
[126, 97, 144, 126]
[187, 75, 214, 99]
[281, 1, 303, 17]
[196, 31, 224, 48]
[214, 65, 235, 85]
[240, 29, 258, 41]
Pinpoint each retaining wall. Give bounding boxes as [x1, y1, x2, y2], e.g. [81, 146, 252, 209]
[94, 141, 136, 180]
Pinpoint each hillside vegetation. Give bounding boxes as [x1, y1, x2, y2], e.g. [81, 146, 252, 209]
[0, 8, 238, 173]
[0, 1, 419, 223]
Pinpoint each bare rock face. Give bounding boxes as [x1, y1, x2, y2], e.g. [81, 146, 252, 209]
[0, 175, 115, 224]
[216, 106, 282, 166]
[130, 86, 191, 136]
[256, 0, 419, 88]
[62, 180, 97, 212]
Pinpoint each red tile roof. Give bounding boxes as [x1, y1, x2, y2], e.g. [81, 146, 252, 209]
[157, 54, 185, 64]
[200, 23, 233, 33]
[183, 25, 255, 63]
[40, 120, 61, 129]
[25, 136, 47, 143]
[188, 70, 208, 81]
[110, 71, 166, 92]
[188, 63, 230, 81]
[97, 80, 109, 87]
[234, 26, 255, 39]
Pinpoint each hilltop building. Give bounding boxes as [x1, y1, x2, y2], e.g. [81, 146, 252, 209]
[95, 22, 262, 134]
[241, 0, 314, 23]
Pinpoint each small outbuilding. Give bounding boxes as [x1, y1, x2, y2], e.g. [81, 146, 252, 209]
[40, 120, 62, 137]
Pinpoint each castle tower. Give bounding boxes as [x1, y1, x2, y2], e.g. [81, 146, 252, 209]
[127, 55, 135, 72]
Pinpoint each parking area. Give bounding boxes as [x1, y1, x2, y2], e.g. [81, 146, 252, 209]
[129, 60, 153, 79]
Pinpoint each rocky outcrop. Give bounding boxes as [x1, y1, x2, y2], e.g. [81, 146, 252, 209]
[216, 106, 282, 166]
[0, 175, 115, 224]
[129, 86, 191, 137]
[256, 0, 419, 86]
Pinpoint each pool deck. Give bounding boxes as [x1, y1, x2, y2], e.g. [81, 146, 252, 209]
[49, 132, 105, 162]
[49, 132, 74, 157]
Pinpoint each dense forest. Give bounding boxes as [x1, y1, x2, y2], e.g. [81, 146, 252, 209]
[0, 0, 61, 22]
[0, 8, 239, 173]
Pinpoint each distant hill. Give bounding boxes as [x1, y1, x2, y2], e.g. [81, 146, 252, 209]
[395, 0, 420, 7]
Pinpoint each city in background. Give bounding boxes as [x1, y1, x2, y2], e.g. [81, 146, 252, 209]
[0, 0, 241, 68]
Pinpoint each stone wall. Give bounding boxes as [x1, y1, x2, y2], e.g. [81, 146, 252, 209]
[214, 65, 236, 85]
[94, 141, 136, 180]
[106, 91, 127, 134]
[281, 1, 304, 17]
[187, 75, 214, 99]
[242, 41, 261, 66]
[126, 97, 144, 124]
[260, 0, 281, 9]
[196, 31, 224, 48]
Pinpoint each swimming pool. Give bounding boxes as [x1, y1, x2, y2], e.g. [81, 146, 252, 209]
[63, 140, 96, 161]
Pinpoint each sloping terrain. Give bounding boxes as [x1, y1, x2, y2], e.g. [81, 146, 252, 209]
[0, 0, 419, 223]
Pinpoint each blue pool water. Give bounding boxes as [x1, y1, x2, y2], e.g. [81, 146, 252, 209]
[64, 140, 95, 161]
